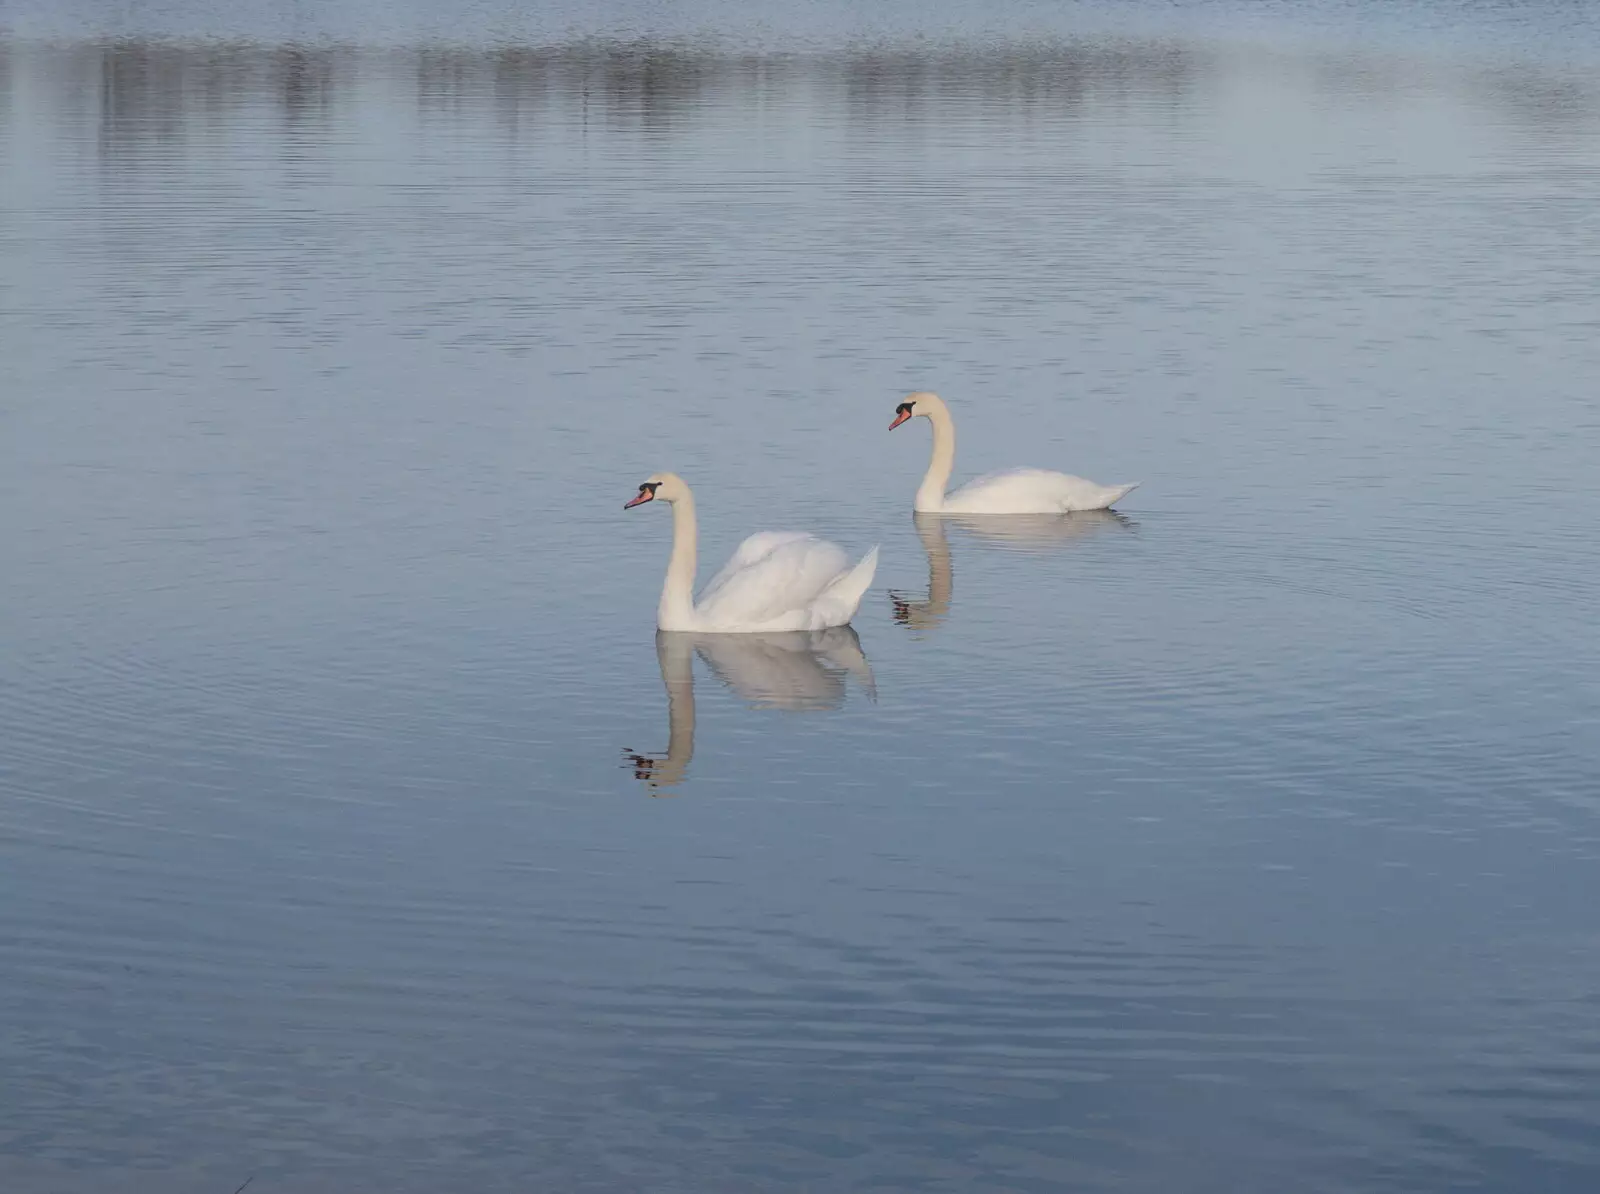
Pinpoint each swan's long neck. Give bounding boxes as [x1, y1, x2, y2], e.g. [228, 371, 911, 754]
[916, 402, 957, 513]
[658, 494, 699, 631]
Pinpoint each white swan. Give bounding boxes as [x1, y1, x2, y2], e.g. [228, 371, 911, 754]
[889, 391, 1139, 513]
[624, 473, 879, 633]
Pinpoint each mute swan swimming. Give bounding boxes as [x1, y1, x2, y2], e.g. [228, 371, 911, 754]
[889, 391, 1139, 514]
[625, 628, 876, 792]
[624, 473, 879, 633]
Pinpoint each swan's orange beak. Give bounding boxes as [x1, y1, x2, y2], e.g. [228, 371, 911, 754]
[624, 488, 654, 509]
[889, 409, 912, 430]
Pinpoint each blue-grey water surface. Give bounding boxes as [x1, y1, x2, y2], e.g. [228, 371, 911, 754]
[4, 2, 1600, 1191]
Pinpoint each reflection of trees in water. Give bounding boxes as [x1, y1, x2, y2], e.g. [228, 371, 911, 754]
[585, 44, 720, 134]
[4, 35, 1599, 151]
[97, 40, 191, 150]
[1311, 47, 1600, 140]
[18, 37, 1222, 150]
[838, 44, 1202, 124]
[413, 43, 785, 137]
[410, 41, 1202, 131]
[412, 45, 563, 134]
[274, 45, 336, 126]
[9, 39, 342, 156]
[1470, 64, 1599, 134]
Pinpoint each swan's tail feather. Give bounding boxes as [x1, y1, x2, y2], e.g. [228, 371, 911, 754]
[1099, 482, 1140, 509]
[814, 546, 879, 629]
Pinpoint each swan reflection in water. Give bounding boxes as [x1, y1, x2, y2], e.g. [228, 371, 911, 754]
[624, 627, 876, 793]
[890, 509, 1137, 631]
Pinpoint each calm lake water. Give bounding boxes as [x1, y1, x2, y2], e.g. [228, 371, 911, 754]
[4, 2, 1600, 1191]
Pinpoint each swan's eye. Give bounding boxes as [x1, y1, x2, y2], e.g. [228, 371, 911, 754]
[896, 403, 913, 415]
[642, 483, 659, 494]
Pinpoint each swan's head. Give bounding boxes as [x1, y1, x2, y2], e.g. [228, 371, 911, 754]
[889, 391, 942, 430]
[624, 472, 687, 509]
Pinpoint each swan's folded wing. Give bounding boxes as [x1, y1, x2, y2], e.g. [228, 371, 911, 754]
[697, 531, 815, 599]
[946, 468, 1135, 513]
[695, 533, 851, 626]
[948, 467, 1063, 499]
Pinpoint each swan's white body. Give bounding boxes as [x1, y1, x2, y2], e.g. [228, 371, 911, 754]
[625, 473, 878, 633]
[939, 468, 1137, 515]
[891, 391, 1138, 514]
